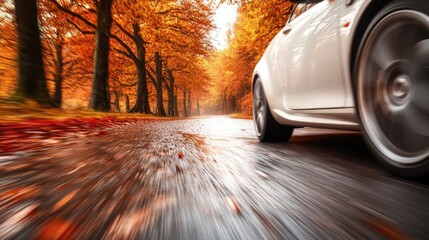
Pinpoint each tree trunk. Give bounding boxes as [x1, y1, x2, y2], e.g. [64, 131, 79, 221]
[187, 90, 191, 117]
[221, 95, 225, 113]
[167, 69, 174, 116]
[231, 95, 237, 112]
[129, 24, 151, 114]
[196, 99, 200, 116]
[223, 94, 227, 113]
[125, 94, 130, 112]
[114, 91, 120, 112]
[53, 75, 62, 107]
[183, 88, 187, 118]
[14, 0, 52, 104]
[53, 38, 64, 107]
[174, 95, 178, 117]
[88, 0, 113, 112]
[155, 52, 166, 116]
[130, 61, 150, 113]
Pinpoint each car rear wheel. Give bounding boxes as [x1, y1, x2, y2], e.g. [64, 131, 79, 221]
[356, 0, 429, 177]
[253, 77, 293, 142]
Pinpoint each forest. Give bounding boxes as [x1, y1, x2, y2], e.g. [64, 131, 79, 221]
[0, 0, 293, 118]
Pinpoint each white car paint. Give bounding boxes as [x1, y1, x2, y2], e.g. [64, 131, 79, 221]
[253, 0, 373, 130]
[284, 1, 345, 109]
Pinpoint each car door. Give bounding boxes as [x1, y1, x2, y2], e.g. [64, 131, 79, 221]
[269, 3, 315, 109]
[282, 1, 346, 110]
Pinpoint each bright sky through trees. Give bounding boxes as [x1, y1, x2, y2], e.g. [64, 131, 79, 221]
[211, 3, 238, 49]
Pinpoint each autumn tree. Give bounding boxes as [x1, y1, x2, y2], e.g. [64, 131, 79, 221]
[147, 0, 213, 117]
[110, 0, 153, 114]
[154, 51, 166, 116]
[87, 0, 113, 111]
[109, 50, 137, 112]
[0, 3, 17, 98]
[49, 0, 114, 112]
[112, 0, 213, 116]
[37, 0, 80, 107]
[13, 0, 52, 104]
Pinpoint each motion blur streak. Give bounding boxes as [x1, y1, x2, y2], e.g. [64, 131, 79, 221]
[0, 116, 428, 239]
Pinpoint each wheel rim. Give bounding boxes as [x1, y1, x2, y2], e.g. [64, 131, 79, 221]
[253, 80, 266, 136]
[358, 10, 429, 164]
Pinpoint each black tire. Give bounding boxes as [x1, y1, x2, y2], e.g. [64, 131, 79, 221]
[253, 77, 293, 142]
[355, 0, 429, 177]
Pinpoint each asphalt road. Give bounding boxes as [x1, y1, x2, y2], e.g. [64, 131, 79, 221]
[1, 116, 429, 239]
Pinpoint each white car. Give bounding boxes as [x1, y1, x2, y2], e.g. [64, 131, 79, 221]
[252, 0, 429, 177]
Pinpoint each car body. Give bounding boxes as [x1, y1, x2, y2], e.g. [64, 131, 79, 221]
[252, 0, 429, 177]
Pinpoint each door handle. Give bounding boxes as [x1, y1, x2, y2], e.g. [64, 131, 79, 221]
[283, 27, 292, 35]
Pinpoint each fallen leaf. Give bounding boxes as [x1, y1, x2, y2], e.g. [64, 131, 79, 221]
[36, 218, 77, 240]
[0, 186, 40, 202]
[227, 197, 242, 215]
[256, 170, 268, 179]
[365, 218, 410, 240]
[96, 131, 108, 137]
[53, 190, 78, 211]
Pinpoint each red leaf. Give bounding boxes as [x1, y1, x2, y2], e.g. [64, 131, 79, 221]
[36, 218, 78, 240]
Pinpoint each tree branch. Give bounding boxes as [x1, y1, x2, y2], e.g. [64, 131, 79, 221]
[110, 34, 138, 63]
[48, 0, 97, 29]
[146, 64, 157, 88]
[113, 20, 134, 42]
[115, 48, 133, 61]
[67, 19, 95, 35]
[0, 55, 16, 62]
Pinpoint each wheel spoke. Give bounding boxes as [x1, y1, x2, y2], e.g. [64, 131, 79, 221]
[398, 24, 422, 52]
[407, 39, 429, 132]
[407, 100, 429, 136]
[257, 112, 264, 132]
[386, 103, 429, 152]
[253, 81, 266, 135]
[371, 24, 424, 71]
[371, 30, 400, 71]
[256, 85, 261, 100]
[413, 78, 429, 114]
[253, 83, 260, 118]
[389, 23, 422, 58]
[374, 95, 429, 153]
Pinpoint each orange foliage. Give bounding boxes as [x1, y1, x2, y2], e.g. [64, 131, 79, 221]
[0, 3, 17, 98]
[205, 0, 293, 116]
[0, 0, 214, 115]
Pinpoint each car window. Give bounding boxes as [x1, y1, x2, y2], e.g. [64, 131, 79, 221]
[288, 3, 317, 24]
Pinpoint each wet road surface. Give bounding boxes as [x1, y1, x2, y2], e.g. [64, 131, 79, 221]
[1, 116, 429, 239]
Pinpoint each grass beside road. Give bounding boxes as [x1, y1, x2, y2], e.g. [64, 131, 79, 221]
[230, 113, 252, 120]
[0, 100, 169, 123]
[0, 100, 173, 155]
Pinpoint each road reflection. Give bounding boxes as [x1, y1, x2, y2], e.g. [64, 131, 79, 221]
[0, 116, 428, 239]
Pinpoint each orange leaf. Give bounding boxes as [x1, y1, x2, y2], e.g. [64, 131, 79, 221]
[36, 218, 77, 240]
[227, 196, 242, 215]
[53, 190, 78, 211]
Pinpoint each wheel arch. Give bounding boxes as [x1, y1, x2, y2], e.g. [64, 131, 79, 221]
[252, 58, 275, 109]
[350, 0, 392, 85]
[252, 58, 285, 124]
[252, 73, 259, 90]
